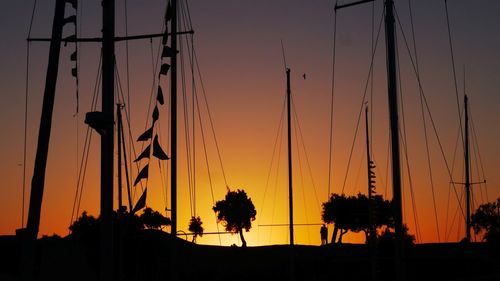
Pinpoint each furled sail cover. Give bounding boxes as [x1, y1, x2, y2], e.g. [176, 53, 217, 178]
[132, 188, 147, 214]
[157, 86, 164, 105]
[134, 144, 151, 162]
[134, 164, 149, 186]
[153, 135, 169, 160]
[137, 126, 153, 141]
[159, 63, 170, 76]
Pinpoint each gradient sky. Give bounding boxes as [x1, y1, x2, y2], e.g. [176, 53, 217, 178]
[1, 0, 500, 246]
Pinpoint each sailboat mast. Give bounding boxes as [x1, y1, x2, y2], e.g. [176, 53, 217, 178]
[25, 0, 66, 241]
[464, 94, 471, 242]
[171, 0, 178, 237]
[384, 0, 404, 279]
[286, 68, 294, 246]
[101, 0, 115, 280]
[384, 0, 403, 243]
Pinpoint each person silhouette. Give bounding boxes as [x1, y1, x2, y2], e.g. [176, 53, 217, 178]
[320, 224, 328, 245]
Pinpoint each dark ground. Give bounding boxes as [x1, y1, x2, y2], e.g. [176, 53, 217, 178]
[1, 230, 499, 281]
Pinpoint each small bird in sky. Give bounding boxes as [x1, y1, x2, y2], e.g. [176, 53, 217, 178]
[303, 73, 306, 79]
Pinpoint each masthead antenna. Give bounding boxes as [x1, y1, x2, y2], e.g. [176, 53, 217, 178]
[281, 39, 288, 70]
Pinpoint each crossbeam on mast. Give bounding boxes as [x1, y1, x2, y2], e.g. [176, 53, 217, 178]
[27, 30, 194, 43]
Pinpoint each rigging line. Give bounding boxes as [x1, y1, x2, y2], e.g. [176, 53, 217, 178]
[291, 99, 321, 218]
[408, 0, 440, 242]
[470, 113, 486, 205]
[193, 77, 222, 246]
[22, 0, 38, 228]
[394, 14, 421, 242]
[446, 191, 463, 241]
[179, 1, 198, 216]
[469, 111, 488, 202]
[444, 105, 463, 239]
[72, 54, 103, 225]
[22, 40, 30, 228]
[291, 101, 321, 212]
[444, 0, 465, 158]
[292, 108, 312, 244]
[115, 62, 150, 202]
[115, 64, 148, 199]
[192, 48, 228, 186]
[384, 136, 390, 198]
[341, 8, 385, 194]
[393, 8, 465, 221]
[269, 108, 287, 243]
[124, 0, 133, 193]
[280, 39, 287, 70]
[180, 2, 221, 240]
[369, 0, 374, 156]
[258, 98, 287, 244]
[179, 37, 194, 217]
[181, 6, 197, 216]
[327, 0, 338, 199]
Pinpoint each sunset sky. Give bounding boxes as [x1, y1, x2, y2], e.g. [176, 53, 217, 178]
[1, 0, 499, 247]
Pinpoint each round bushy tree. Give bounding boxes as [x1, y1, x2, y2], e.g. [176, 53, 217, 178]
[213, 189, 256, 247]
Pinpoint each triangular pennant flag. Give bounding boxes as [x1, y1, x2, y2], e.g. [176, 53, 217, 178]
[161, 46, 177, 58]
[157, 86, 164, 105]
[159, 63, 170, 76]
[152, 106, 159, 123]
[134, 164, 149, 186]
[70, 51, 77, 61]
[71, 67, 77, 77]
[137, 126, 153, 141]
[134, 145, 151, 162]
[165, 1, 172, 22]
[132, 188, 147, 214]
[162, 26, 169, 45]
[153, 135, 169, 160]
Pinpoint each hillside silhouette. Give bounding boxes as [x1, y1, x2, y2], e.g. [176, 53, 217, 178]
[1, 230, 500, 281]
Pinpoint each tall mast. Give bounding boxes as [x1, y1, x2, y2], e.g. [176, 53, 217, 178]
[94, 0, 115, 280]
[25, 0, 66, 242]
[19, 1, 67, 280]
[101, 0, 115, 281]
[170, 0, 178, 237]
[464, 94, 471, 242]
[384, 0, 404, 279]
[286, 68, 294, 246]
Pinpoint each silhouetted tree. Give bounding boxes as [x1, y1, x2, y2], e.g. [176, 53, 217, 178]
[213, 189, 256, 247]
[471, 198, 500, 242]
[188, 216, 204, 243]
[377, 224, 415, 255]
[322, 193, 394, 243]
[139, 207, 171, 230]
[69, 211, 99, 240]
